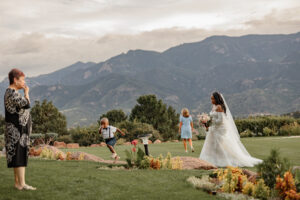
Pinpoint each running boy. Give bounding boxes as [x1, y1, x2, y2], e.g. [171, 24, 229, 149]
[99, 117, 125, 161]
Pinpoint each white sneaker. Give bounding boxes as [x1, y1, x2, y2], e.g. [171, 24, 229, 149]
[111, 153, 117, 159]
[113, 154, 120, 163]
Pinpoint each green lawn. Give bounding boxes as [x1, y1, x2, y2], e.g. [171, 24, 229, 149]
[0, 136, 299, 200]
[60, 136, 300, 166]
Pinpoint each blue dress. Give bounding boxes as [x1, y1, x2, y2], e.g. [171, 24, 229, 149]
[180, 115, 193, 139]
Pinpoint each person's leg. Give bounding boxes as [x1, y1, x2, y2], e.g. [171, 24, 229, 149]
[188, 139, 194, 152]
[107, 145, 116, 154]
[19, 167, 26, 186]
[15, 167, 25, 189]
[14, 168, 19, 188]
[107, 144, 119, 162]
[15, 167, 36, 190]
[183, 139, 187, 152]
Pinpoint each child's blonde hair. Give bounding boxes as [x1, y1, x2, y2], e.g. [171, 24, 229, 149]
[100, 117, 109, 125]
[181, 108, 190, 117]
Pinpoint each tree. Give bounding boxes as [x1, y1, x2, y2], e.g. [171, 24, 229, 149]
[117, 120, 162, 142]
[0, 115, 5, 135]
[99, 109, 127, 125]
[130, 95, 179, 140]
[31, 100, 67, 135]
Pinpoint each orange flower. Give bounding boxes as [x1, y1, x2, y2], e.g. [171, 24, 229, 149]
[285, 189, 300, 200]
[276, 171, 298, 199]
[150, 158, 161, 170]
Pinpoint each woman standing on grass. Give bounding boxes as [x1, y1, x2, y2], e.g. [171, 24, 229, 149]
[4, 69, 36, 190]
[179, 108, 194, 153]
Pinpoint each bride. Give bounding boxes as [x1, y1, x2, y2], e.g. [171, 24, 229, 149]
[199, 92, 262, 167]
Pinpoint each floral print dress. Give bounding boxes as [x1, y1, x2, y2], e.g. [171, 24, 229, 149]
[4, 88, 32, 168]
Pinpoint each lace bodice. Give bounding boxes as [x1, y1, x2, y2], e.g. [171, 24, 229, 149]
[210, 105, 224, 126]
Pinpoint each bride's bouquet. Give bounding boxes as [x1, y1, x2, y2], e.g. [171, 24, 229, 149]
[198, 113, 212, 131]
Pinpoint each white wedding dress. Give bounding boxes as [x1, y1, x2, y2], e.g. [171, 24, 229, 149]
[199, 96, 262, 167]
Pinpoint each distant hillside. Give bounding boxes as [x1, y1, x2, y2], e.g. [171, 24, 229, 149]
[1, 32, 299, 127]
[282, 111, 300, 119]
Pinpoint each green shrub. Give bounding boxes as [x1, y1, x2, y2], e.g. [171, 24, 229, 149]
[196, 128, 206, 140]
[240, 129, 254, 137]
[139, 157, 151, 169]
[235, 116, 297, 135]
[30, 133, 43, 140]
[0, 135, 4, 151]
[117, 120, 162, 142]
[256, 149, 291, 188]
[70, 125, 102, 146]
[279, 122, 300, 136]
[45, 133, 58, 140]
[197, 134, 206, 140]
[257, 132, 263, 136]
[57, 135, 73, 144]
[135, 147, 146, 168]
[116, 138, 126, 145]
[192, 134, 198, 141]
[242, 182, 255, 196]
[253, 179, 270, 200]
[125, 147, 145, 168]
[263, 127, 274, 136]
[30, 133, 58, 145]
[40, 147, 55, 160]
[0, 115, 5, 135]
[294, 168, 300, 192]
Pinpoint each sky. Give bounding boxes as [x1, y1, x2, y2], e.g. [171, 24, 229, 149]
[0, 0, 300, 81]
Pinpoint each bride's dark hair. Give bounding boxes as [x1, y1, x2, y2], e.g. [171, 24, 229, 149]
[212, 92, 226, 114]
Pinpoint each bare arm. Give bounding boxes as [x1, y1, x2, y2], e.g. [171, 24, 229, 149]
[116, 128, 125, 136]
[190, 121, 194, 132]
[179, 122, 182, 133]
[216, 105, 224, 112]
[24, 85, 30, 103]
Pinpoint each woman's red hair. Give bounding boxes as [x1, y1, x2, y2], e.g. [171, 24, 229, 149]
[8, 68, 25, 85]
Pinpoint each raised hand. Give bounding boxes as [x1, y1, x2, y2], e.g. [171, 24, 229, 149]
[23, 84, 30, 99]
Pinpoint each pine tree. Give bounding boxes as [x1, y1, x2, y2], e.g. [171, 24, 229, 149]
[31, 100, 67, 135]
[99, 109, 127, 125]
[130, 95, 179, 140]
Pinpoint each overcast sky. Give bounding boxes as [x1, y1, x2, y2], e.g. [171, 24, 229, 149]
[0, 0, 300, 81]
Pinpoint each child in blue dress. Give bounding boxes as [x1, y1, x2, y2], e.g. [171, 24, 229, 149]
[179, 108, 194, 152]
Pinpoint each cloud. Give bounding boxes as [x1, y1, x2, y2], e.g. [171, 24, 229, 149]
[245, 7, 300, 33]
[0, 0, 299, 80]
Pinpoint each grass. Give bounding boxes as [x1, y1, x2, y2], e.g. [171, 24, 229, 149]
[60, 136, 300, 166]
[0, 136, 299, 200]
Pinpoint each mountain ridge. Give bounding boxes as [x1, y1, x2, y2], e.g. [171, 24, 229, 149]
[0, 32, 299, 127]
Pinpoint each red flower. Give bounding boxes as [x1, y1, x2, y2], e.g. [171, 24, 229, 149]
[132, 147, 136, 152]
[131, 140, 138, 146]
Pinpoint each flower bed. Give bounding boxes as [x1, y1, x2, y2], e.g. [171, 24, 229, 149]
[187, 164, 300, 200]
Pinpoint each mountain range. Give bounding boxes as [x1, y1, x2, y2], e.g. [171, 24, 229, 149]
[1, 32, 299, 127]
